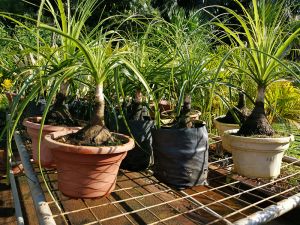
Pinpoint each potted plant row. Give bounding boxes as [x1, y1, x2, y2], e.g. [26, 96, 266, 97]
[149, 16, 214, 189]
[214, 0, 299, 178]
[5, 0, 138, 198]
[3, 0, 299, 201]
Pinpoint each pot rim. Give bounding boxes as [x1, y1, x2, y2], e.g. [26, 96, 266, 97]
[23, 116, 81, 131]
[45, 129, 135, 155]
[213, 115, 239, 126]
[224, 129, 294, 143]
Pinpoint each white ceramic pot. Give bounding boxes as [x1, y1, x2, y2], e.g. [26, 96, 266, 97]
[223, 129, 294, 179]
[214, 115, 240, 135]
[213, 116, 240, 152]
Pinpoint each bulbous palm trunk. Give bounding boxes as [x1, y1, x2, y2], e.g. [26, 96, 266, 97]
[238, 86, 274, 136]
[72, 84, 114, 145]
[128, 89, 144, 120]
[176, 94, 193, 128]
[237, 92, 246, 109]
[219, 92, 249, 124]
[47, 83, 76, 125]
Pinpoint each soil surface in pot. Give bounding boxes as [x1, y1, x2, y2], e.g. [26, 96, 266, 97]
[55, 130, 126, 146]
[231, 131, 289, 138]
[32, 117, 87, 128]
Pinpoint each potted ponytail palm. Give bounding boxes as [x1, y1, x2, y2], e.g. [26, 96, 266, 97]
[216, 0, 299, 178]
[151, 14, 213, 189]
[0, 0, 97, 168]
[0, 17, 73, 168]
[109, 19, 169, 171]
[42, 29, 137, 198]
[20, 0, 99, 168]
[37, 4, 154, 198]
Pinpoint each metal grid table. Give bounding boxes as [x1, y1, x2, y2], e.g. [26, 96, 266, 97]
[14, 132, 300, 225]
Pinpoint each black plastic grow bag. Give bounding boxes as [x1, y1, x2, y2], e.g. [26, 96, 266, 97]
[152, 124, 208, 189]
[115, 119, 155, 171]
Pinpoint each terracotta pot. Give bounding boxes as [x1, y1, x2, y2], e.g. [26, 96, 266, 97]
[213, 115, 240, 153]
[44, 129, 135, 198]
[23, 117, 79, 168]
[223, 129, 294, 179]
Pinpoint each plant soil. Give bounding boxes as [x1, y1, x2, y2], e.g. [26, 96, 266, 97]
[231, 131, 288, 138]
[55, 126, 125, 146]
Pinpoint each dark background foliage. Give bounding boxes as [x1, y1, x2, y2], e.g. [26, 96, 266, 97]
[1, 0, 298, 25]
[0, 0, 298, 58]
[0, 0, 251, 20]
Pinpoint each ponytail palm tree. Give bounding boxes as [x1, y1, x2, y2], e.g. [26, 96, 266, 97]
[37, 0, 99, 125]
[40, 20, 151, 145]
[214, 0, 300, 136]
[114, 17, 173, 121]
[168, 11, 214, 128]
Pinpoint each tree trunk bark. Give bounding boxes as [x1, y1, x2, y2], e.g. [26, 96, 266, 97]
[176, 94, 193, 128]
[218, 92, 249, 124]
[67, 83, 115, 146]
[91, 84, 105, 126]
[237, 92, 246, 108]
[46, 82, 77, 126]
[238, 86, 274, 136]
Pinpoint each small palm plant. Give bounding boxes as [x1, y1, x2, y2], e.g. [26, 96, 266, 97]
[214, 0, 300, 136]
[39, 15, 151, 145]
[218, 49, 253, 125]
[37, 0, 100, 125]
[114, 17, 172, 122]
[168, 10, 214, 128]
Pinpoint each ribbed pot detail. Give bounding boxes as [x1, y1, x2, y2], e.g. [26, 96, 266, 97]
[45, 129, 134, 198]
[55, 150, 126, 198]
[223, 129, 294, 179]
[214, 115, 240, 153]
[23, 117, 78, 168]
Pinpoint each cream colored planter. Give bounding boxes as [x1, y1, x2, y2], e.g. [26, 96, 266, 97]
[213, 116, 240, 152]
[214, 115, 240, 135]
[223, 129, 294, 179]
